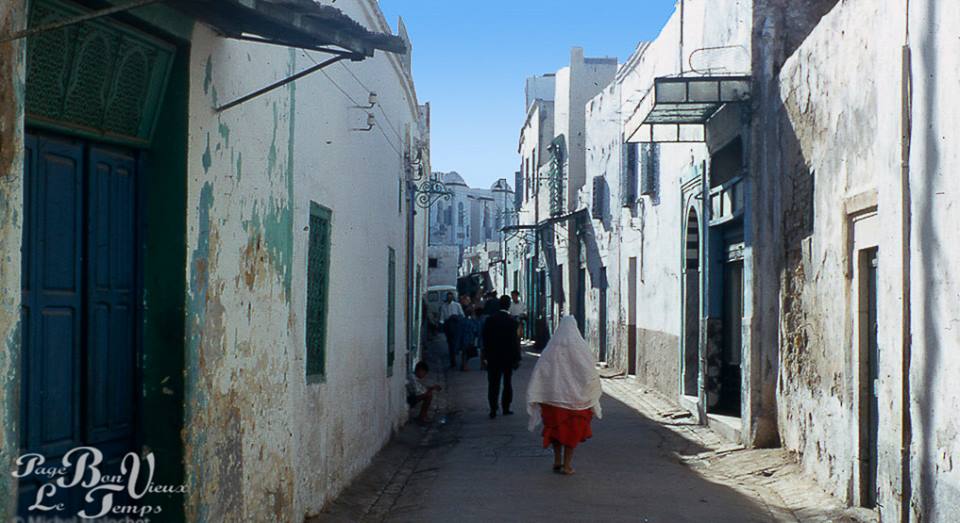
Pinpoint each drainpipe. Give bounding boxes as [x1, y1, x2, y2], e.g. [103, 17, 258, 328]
[679, 0, 685, 74]
[898, 0, 913, 519]
[697, 159, 709, 424]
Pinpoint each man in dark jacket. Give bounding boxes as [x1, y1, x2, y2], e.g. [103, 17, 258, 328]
[481, 295, 521, 419]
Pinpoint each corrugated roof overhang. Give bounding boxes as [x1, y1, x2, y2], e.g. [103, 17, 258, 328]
[167, 0, 407, 57]
[625, 76, 751, 143]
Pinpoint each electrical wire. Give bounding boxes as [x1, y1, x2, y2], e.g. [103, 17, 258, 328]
[337, 60, 406, 145]
[300, 50, 404, 158]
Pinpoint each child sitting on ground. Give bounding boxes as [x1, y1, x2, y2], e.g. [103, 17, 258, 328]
[407, 361, 442, 422]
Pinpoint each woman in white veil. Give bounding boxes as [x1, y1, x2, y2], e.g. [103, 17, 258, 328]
[526, 315, 602, 475]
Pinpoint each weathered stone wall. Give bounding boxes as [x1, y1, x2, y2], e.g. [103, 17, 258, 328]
[773, 0, 898, 503]
[635, 329, 681, 397]
[184, 1, 424, 517]
[0, 1, 26, 517]
[758, 0, 960, 519]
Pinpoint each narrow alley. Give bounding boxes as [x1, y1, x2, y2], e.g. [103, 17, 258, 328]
[2, 0, 958, 521]
[320, 335, 868, 522]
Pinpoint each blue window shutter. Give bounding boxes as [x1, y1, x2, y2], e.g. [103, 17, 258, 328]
[306, 202, 332, 381]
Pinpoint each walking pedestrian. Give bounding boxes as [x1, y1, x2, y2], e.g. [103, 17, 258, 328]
[440, 292, 464, 369]
[482, 291, 501, 316]
[457, 308, 482, 371]
[526, 315, 602, 476]
[509, 290, 526, 339]
[481, 295, 521, 419]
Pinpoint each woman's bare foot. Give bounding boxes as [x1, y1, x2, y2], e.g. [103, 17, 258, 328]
[562, 466, 575, 475]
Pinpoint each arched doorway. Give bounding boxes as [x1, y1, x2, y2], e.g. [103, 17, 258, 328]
[682, 207, 701, 397]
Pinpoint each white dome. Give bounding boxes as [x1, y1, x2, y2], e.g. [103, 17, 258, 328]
[442, 171, 467, 187]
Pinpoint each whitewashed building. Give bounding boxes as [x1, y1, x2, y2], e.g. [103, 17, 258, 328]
[510, 48, 617, 347]
[428, 171, 515, 262]
[571, 0, 960, 521]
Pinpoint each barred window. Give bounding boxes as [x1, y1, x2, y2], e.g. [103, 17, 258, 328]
[306, 202, 333, 382]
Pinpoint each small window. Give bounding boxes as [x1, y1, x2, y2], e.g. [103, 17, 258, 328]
[622, 142, 638, 207]
[306, 202, 333, 382]
[640, 143, 660, 197]
[387, 247, 397, 375]
[428, 257, 438, 268]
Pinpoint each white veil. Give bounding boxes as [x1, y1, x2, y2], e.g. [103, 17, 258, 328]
[526, 315, 603, 431]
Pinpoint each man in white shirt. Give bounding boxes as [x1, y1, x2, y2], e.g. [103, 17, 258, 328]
[508, 290, 525, 317]
[440, 292, 464, 368]
[509, 290, 526, 339]
[440, 292, 464, 323]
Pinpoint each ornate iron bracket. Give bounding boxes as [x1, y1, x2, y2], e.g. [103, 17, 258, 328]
[414, 179, 452, 209]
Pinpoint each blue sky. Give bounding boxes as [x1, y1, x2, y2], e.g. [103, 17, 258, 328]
[378, 0, 677, 189]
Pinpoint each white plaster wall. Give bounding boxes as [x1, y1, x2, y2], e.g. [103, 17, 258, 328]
[428, 245, 459, 287]
[908, 1, 960, 519]
[525, 74, 556, 109]
[772, 0, 903, 511]
[777, 0, 960, 519]
[184, 0, 426, 517]
[580, 0, 753, 396]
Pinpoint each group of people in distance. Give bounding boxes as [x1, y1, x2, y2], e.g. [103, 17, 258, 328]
[412, 289, 602, 476]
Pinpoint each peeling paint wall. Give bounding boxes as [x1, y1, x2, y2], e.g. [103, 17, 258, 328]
[771, 0, 960, 520]
[772, 0, 898, 508]
[183, 0, 426, 517]
[0, 1, 26, 517]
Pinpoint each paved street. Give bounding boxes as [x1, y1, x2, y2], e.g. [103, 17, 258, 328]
[319, 336, 869, 523]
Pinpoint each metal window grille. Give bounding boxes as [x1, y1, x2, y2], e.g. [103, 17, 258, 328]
[306, 202, 333, 380]
[26, 0, 175, 146]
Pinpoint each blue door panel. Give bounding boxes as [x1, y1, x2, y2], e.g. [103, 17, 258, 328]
[86, 147, 137, 447]
[30, 138, 84, 458]
[40, 151, 82, 292]
[19, 136, 140, 516]
[20, 136, 85, 513]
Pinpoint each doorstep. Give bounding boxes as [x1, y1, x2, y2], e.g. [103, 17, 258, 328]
[706, 413, 743, 444]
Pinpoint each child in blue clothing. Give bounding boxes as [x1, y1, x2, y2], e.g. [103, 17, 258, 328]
[457, 308, 482, 371]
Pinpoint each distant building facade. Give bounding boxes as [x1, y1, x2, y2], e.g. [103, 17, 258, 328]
[428, 172, 515, 261]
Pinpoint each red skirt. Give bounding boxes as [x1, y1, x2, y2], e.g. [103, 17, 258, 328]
[541, 404, 593, 449]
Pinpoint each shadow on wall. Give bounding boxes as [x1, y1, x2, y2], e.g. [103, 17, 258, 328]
[916, 0, 952, 519]
[775, 0, 843, 64]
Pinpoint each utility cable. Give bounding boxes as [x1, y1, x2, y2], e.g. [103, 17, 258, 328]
[300, 50, 404, 158]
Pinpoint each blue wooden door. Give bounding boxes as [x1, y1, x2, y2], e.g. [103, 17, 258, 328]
[85, 147, 138, 473]
[19, 135, 139, 515]
[20, 135, 85, 511]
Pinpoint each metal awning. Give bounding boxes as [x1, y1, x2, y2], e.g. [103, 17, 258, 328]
[168, 0, 407, 57]
[3, 0, 408, 58]
[625, 76, 751, 143]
